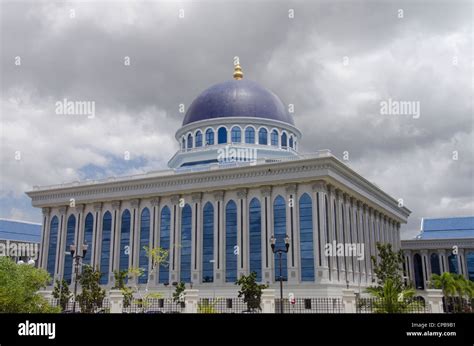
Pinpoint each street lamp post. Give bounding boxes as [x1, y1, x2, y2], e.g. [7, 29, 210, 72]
[70, 243, 88, 313]
[270, 234, 290, 314]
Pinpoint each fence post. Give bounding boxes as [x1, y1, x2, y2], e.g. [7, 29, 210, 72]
[184, 289, 199, 313]
[342, 289, 356, 313]
[426, 289, 444, 313]
[109, 289, 124, 313]
[261, 289, 276, 313]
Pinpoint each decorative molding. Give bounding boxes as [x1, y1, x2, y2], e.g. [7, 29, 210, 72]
[151, 197, 160, 207]
[93, 203, 102, 212]
[213, 191, 224, 201]
[191, 193, 202, 203]
[285, 184, 297, 194]
[311, 180, 327, 192]
[237, 189, 248, 199]
[170, 195, 181, 204]
[130, 199, 140, 208]
[59, 206, 67, 215]
[42, 207, 51, 216]
[260, 186, 272, 197]
[112, 201, 121, 210]
[75, 204, 85, 213]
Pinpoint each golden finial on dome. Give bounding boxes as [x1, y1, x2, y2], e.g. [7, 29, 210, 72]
[233, 63, 243, 80]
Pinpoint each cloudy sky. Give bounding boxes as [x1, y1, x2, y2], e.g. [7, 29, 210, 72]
[0, 0, 472, 239]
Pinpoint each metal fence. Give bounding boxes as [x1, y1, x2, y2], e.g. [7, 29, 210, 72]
[123, 298, 185, 313]
[197, 298, 262, 313]
[443, 297, 473, 313]
[356, 297, 430, 313]
[275, 298, 344, 313]
[49, 297, 110, 313]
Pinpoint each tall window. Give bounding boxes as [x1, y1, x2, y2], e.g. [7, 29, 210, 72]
[202, 202, 214, 283]
[119, 210, 131, 281]
[281, 133, 288, 148]
[413, 253, 424, 289]
[83, 213, 94, 265]
[299, 193, 315, 281]
[187, 134, 193, 149]
[218, 127, 227, 144]
[448, 254, 458, 274]
[258, 128, 268, 145]
[289, 136, 294, 149]
[205, 129, 214, 145]
[245, 127, 255, 144]
[138, 208, 150, 284]
[231, 126, 241, 143]
[182, 137, 185, 150]
[47, 216, 59, 279]
[63, 215, 76, 284]
[195, 131, 203, 147]
[273, 196, 288, 280]
[430, 253, 440, 276]
[271, 130, 279, 146]
[467, 252, 474, 281]
[249, 198, 262, 281]
[100, 211, 112, 285]
[180, 204, 192, 283]
[225, 200, 237, 282]
[159, 207, 171, 283]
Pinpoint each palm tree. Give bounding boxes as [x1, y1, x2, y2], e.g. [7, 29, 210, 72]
[366, 279, 424, 313]
[431, 272, 457, 312]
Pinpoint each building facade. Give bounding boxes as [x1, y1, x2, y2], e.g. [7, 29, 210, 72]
[26, 64, 410, 297]
[401, 216, 474, 290]
[0, 218, 41, 265]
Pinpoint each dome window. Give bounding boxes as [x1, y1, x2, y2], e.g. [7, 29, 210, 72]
[205, 129, 215, 145]
[258, 128, 268, 145]
[245, 127, 255, 144]
[231, 126, 241, 143]
[271, 130, 279, 146]
[289, 136, 294, 149]
[281, 132, 288, 148]
[187, 134, 193, 149]
[195, 131, 203, 147]
[182, 137, 186, 150]
[218, 127, 228, 144]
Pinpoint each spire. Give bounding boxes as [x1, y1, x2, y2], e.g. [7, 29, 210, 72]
[233, 63, 243, 80]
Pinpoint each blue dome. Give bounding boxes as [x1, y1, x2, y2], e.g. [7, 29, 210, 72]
[183, 79, 294, 126]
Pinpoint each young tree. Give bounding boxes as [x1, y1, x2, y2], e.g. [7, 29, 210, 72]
[112, 270, 133, 308]
[52, 278, 72, 311]
[172, 282, 186, 306]
[0, 257, 59, 313]
[370, 243, 404, 290]
[235, 272, 268, 311]
[366, 278, 423, 313]
[76, 265, 106, 313]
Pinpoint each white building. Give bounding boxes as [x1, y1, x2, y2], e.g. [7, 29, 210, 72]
[27, 64, 410, 297]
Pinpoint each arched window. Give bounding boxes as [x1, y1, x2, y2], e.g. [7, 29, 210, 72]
[258, 128, 268, 145]
[205, 129, 215, 145]
[182, 137, 186, 150]
[271, 130, 279, 146]
[63, 215, 76, 284]
[138, 208, 150, 284]
[448, 254, 458, 274]
[289, 136, 294, 149]
[294, 140, 297, 151]
[202, 202, 214, 283]
[467, 251, 474, 281]
[100, 211, 112, 285]
[413, 253, 424, 289]
[334, 200, 340, 279]
[47, 216, 59, 279]
[430, 253, 440, 276]
[159, 207, 171, 283]
[245, 127, 255, 144]
[299, 193, 314, 281]
[187, 134, 193, 149]
[180, 204, 192, 283]
[249, 198, 262, 281]
[225, 200, 237, 282]
[281, 132, 288, 148]
[195, 131, 203, 147]
[231, 126, 241, 143]
[119, 210, 131, 282]
[83, 213, 94, 265]
[325, 195, 331, 279]
[273, 196, 288, 280]
[218, 127, 228, 144]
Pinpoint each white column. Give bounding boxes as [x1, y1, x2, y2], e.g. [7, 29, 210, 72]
[213, 191, 225, 284]
[356, 202, 366, 284]
[92, 203, 102, 269]
[169, 195, 181, 284]
[312, 181, 329, 284]
[110, 201, 121, 280]
[237, 189, 248, 279]
[336, 190, 346, 282]
[191, 193, 202, 284]
[327, 185, 338, 281]
[364, 205, 372, 283]
[420, 250, 429, 289]
[350, 197, 359, 284]
[130, 199, 140, 272]
[150, 197, 160, 286]
[56, 206, 68, 282]
[39, 207, 51, 269]
[285, 184, 298, 284]
[343, 194, 353, 284]
[261, 186, 272, 283]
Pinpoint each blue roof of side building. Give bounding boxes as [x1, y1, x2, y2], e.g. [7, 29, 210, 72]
[0, 219, 41, 243]
[417, 216, 474, 239]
